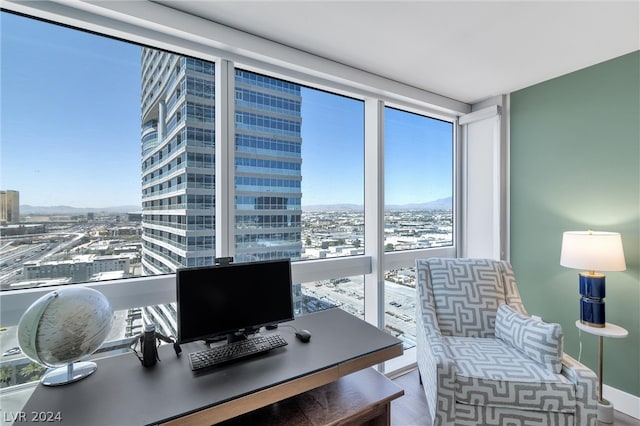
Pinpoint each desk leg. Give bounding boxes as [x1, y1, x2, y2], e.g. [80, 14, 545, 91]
[597, 335, 614, 424]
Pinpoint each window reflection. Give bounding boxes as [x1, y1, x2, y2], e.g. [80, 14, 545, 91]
[385, 268, 417, 348]
[298, 275, 364, 319]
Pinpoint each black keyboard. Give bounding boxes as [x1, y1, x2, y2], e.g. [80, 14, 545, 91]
[188, 334, 288, 372]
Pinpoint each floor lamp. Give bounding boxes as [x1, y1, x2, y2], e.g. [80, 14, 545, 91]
[560, 230, 626, 423]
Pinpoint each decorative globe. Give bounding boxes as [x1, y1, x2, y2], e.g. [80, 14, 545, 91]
[17, 287, 114, 386]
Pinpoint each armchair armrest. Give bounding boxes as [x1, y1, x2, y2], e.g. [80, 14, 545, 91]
[416, 284, 456, 426]
[417, 330, 457, 426]
[561, 353, 598, 426]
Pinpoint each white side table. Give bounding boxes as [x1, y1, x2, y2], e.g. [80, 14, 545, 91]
[575, 321, 629, 424]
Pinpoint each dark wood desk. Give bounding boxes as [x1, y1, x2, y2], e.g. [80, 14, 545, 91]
[220, 367, 404, 426]
[21, 309, 403, 425]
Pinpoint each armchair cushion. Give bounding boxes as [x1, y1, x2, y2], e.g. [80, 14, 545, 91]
[495, 304, 564, 374]
[447, 336, 576, 413]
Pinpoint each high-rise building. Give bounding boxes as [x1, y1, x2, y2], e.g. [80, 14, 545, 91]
[233, 69, 303, 263]
[0, 190, 19, 225]
[140, 50, 302, 274]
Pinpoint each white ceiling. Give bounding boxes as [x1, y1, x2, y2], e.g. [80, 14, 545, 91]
[156, 1, 639, 105]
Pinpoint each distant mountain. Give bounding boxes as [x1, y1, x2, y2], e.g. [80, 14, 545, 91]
[388, 197, 453, 211]
[21, 197, 451, 215]
[20, 205, 141, 215]
[302, 197, 452, 212]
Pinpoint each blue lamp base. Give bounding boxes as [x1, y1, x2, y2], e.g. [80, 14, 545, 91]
[579, 272, 606, 328]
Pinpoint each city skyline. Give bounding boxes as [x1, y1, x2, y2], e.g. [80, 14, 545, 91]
[11, 196, 453, 215]
[1, 12, 452, 209]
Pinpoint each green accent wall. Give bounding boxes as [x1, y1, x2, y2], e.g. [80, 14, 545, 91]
[510, 51, 639, 397]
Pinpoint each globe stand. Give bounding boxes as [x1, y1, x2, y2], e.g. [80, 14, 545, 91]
[41, 361, 97, 386]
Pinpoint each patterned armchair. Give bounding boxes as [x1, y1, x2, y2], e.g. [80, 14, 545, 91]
[416, 258, 598, 426]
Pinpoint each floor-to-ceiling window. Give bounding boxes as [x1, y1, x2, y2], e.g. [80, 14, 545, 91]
[0, 6, 459, 390]
[383, 107, 454, 346]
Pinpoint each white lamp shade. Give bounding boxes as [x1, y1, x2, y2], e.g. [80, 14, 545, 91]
[560, 231, 626, 272]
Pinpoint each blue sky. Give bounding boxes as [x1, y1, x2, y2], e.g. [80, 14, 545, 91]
[1, 12, 452, 208]
[1, 12, 141, 207]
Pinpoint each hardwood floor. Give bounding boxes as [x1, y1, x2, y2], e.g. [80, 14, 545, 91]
[390, 369, 639, 426]
[390, 369, 432, 425]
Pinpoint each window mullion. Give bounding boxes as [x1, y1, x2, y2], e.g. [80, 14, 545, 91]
[215, 59, 236, 259]
[363, 99, 385, 329]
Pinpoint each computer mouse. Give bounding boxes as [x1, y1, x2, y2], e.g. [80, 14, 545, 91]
[295, 329, 311, 343]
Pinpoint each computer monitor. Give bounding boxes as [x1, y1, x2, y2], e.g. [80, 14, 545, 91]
[176, 259, 294, 344]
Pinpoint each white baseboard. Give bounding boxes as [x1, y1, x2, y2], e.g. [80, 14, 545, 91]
[604, 384, 640, 419]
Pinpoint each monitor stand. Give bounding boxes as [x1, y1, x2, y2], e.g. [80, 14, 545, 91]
[208, 327, 261, 345]
[226, 331, 248, 344]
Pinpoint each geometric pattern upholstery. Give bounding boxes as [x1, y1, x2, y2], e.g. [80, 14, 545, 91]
[446, 336, 575, 412]
[454, 405, 575, 426]
[495, 303, 564, 373]
[416, 258, 598, 426]
[425, 258, 508, 338]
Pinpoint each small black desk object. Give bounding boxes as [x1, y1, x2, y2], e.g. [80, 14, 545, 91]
[20, 308, 403, 425]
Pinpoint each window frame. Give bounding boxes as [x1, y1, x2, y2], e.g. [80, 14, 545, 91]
[0, 2, 466, 370]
